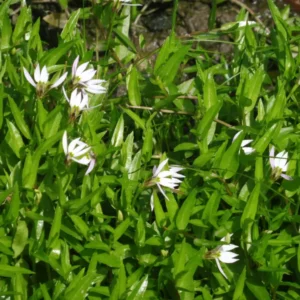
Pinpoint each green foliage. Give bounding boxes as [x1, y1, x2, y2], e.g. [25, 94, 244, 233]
[0, 0, 300, 299]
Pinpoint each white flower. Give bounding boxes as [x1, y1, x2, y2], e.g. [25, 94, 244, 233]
[63, 88, 89, 115]
[233, 130, 255, 155]
[206, 234, 239, 280]
[269, 146, 292, 181]
[62, 131, 96, 175]
[148, 159, 184, 201]
[23, 64, 67, 96]
[72, 56, 106, 95]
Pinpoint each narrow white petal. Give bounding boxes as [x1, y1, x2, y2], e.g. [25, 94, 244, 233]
[156, 183, 169, 201]
[221, 244, 238, 252]
[74, 147, 91, 158]
[241, 139, 253, 147]
[243, 147, 255, 155]
[219, 251, 239, 263]
[62, 86, 70, 102]
[281, 173, 293, 181]
[153, 159, 168, 177]
[68, 138, 82, 153]
[50, 72, 68, 89]
[71, 156, 91, 165]
[40, 66, 49, 83]
[157, 170, 173, 178]
[85, 158, 96, 175]
[215, 259, 228, 279]
[232, 130, 242, 142]
[79, 69, 97, 82]
[72, 56, 80, 78]
[79, 93, 89, 109]
[87, 79, 106, 84]
[276, 151, 288, 170]
[62, 131, 68, 155]
[269, 146, 275, 169]
[76, 62, 89, 77]
[34, 64, 41, 82]
[85, 86, 107, 94]
[23, 67, 37, 87]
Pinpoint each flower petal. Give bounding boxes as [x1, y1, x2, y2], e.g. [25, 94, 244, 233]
[34, 64, 41, 82]
[85, 158, 96, 175]
[156, 183, 169, 200]
[153, 159, 168, 177]
[76, 62, 89, 77]
[269, 146, 275, 169]
[275, 151, 288, 170]
[232, 130, 242, 142]
[242, 147, 255, 155]
[50, 72, 68, 89]
[219, 251, 239, 263]
[72, 56, 80, 78]
[23, 67, 37, 87]
[281, 173, 293, 181]
[62, 131, 68, 155]
[63, 86, 70, 102]
[215, 259, 228, 279]
[40, 66, 49, 83]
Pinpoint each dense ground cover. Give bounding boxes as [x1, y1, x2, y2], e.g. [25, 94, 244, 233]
[1, 0, 300, 299]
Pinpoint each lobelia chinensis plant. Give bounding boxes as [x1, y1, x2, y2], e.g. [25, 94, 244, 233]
[63, 87, 89, 119]
[72, 56, 107, 95]
[23, 64, 68, 97]
[144, 158, 184, 210]
[269, 146, 292, 181]
[62, 131, 96, 175]
[205, 234, 239, 280]
[2, 0, 300, 298]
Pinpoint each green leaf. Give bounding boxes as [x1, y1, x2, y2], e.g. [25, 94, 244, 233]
[6, 120, 24, 158]
[176, 189, 197, 230]
[153, 190, 166, 228]
[6, 183, 20, 224]
[156, 44, 190, 85]
[246, 278, 271, 300]
[127, 275, 148, 300]
[43, 105, 63, 138]
[114, 218, 131, 242]
[61, 9, 80, 40]
[233, 267, 246, 300]
[240, 183, 260, 227]
[127, 65, 141, 106]
[8, 96, 31, 139]
[70, 215, 89, 239]
[111, 114, 124, 147]
[122, 107, 145, 130]
[219, 131, 244, 179]
[0, 84, 4, 129]
[243, 66, 265, 114]
[47, 205, 62, 249]
[40, 41, 75, 66]
[128, 150, 142, 181]
[1, 13, 12, 50]
[197, 102, 222, 139]
[113, 28, 137, 54]
[254, 123, 281, 154]
[64, 272, 98, 300]
[0, 265, 34, 277]
[12, 6, 31, 44]
[12, 220, 28, 258]
[22, 131, 63, 189]
[203, 71, 218, 109]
